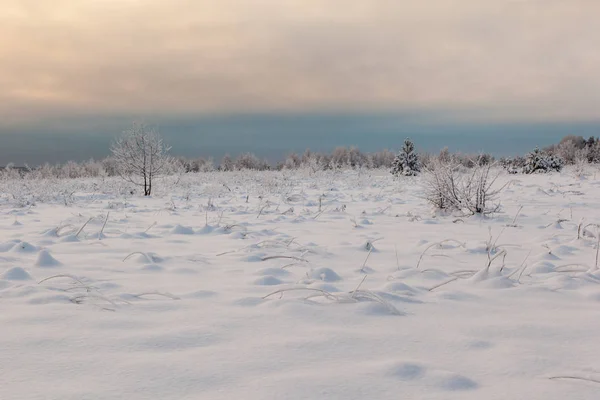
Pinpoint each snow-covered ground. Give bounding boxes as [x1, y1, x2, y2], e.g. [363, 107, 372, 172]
[2, 168, 600, 399]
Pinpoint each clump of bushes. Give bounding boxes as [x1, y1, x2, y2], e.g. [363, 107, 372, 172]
[523, 147, 563, 174]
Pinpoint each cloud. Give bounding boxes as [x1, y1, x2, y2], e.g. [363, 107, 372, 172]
[1, 0, 599, 126]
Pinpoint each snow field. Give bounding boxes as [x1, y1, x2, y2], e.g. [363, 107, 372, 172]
[1, 168, 600, 399]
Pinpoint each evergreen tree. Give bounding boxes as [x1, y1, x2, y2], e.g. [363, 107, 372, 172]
[391, 138, 420, 176]
[523, 147, 563, 174]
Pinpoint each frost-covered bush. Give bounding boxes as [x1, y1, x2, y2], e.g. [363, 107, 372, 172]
[500, 156, 525, 174]
[523, 147, 563, 174]
[369, 149, 396, 169]
[423, 158, 502, 215]
[391, 138, 420, 176]
[234, 153, 264, 170]
[422, 159, 456, 211]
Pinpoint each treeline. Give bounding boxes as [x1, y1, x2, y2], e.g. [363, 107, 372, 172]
[499, 135, 600, 173]
[1, 147, 400, 179]
[1, 134, 598, 180]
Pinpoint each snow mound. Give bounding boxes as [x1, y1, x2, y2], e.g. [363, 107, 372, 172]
[382, 281, 419, 295]
[10, 241, 38, 253]
[170, 224, 195, 235]
[140, 264, 164, 272]
[34, 250, 62, 268]
[253, 276, 284, 286]
[309, 267, 342, 282]
[0, 240, 21, 252]
[386, 362, 426, 380]
[254, 267, 291, 277]
[125, 252, 163, 264]
[1, 267, 33, 281]
[58, 235, 80, 243]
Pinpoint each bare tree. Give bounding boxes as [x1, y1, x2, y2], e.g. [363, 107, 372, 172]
[111, 122, 171, 196]
[219, 154, 235, 171]
[235, 153, 262, 170]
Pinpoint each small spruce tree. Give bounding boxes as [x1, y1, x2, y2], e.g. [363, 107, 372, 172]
[523, 147, 563, 174]
[391, 138, 420, 176]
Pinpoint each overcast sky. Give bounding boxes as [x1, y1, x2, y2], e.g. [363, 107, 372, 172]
[1, 0, 599, 131]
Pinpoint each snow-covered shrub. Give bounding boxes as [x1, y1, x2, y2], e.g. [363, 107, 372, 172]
[329, 146, 369, 169]
[571, 149, 591, 178]
[423, 159, 457, 211]
[500, 156, 525, 174]
[553, 136, 587, 165]
[391, 138, 420, 176]
[459, 153, 494, 168]
[523, 147, 563, 174]
[219, 155, 235, 171]
[369, 149, 396, 169]
[235, 153, 268, 170]
[461, 162, 503, 215]
[423, 158, 502, 215]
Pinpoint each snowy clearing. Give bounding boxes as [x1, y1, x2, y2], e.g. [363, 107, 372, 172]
[1, 168, 600, 399]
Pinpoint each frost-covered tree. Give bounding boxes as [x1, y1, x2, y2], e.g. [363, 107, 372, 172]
[283, 153, 302, 169]
[235, 153, 262, 170]
[438, 147, 452, 164]
[391, 138, 420, 176]
[523, 147, 563, 174]
[111, 122, 171, 196]
[585, 137, 600, 163]
[219, 154, 235, 171]
[193, 157, 215, 172]
[331, 147, 350, 168]
[369, 149, 395, 169]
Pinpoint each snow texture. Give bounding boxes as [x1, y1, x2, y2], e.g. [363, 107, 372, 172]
[0, 167, 599, 399]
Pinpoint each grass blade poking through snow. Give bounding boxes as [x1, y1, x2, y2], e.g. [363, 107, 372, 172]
[263, 287, 339, 301]
[261, 255, 309, 263]
[416, 239, 465, 269]
[99, 212, 109, 239]
[361, 248, 373, 274]
[549, 376, 600, 385]
[350, 275, 368, 299]
[75, 217, 94, 238]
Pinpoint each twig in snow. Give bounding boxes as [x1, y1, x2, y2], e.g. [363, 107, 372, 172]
[506, 205, 524, 227]
[360, 248, 373, 273]
[75, 217, 94, 238]
[261, 255, 309, 263]
[350, 275, 368, 299]
[144, 221, 157, 233]
[99, 212, 109, 239]
[416, 239, 465, 269]
[549, 376, 600, 385]
[429, 277, 460, 291]
[131, 292, 180, 300]
[263, 287, 338, 301]
[595, 227, 600, 271]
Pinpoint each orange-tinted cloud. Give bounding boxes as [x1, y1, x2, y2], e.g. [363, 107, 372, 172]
[1, 0, 599, 125]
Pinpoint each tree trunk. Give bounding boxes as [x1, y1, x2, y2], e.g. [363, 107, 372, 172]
[144, 173, 149, 196]
[146, 175, 152, 196]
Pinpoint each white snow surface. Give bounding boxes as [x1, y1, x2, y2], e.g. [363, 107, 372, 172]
[1, 168, 600, 399]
